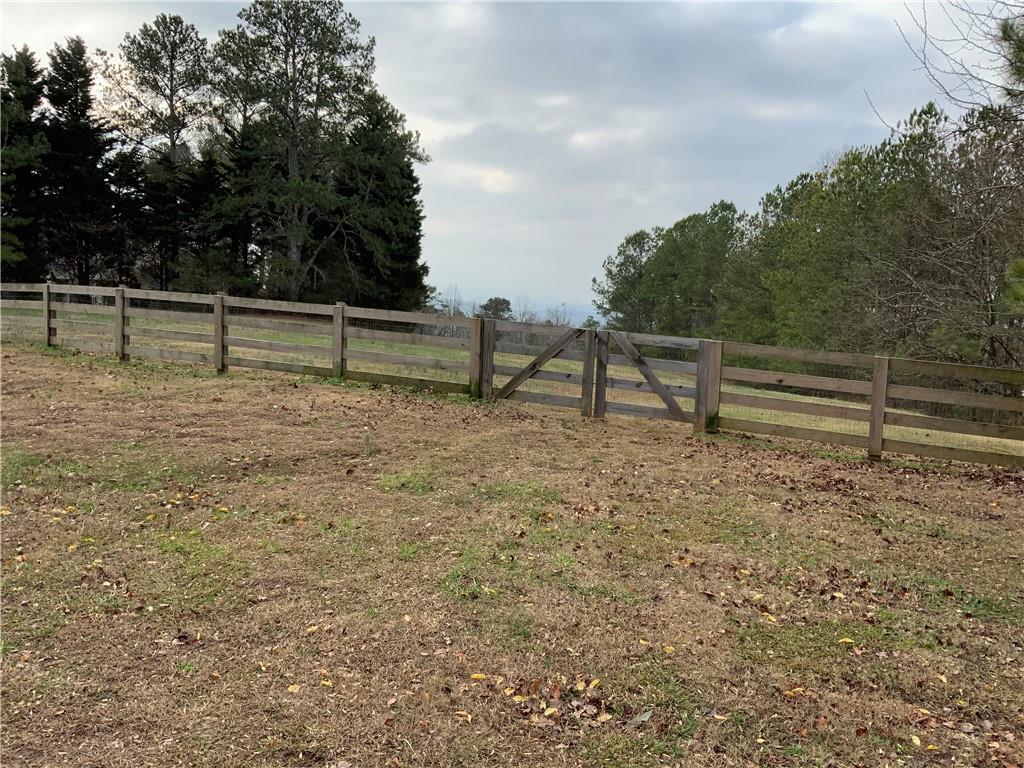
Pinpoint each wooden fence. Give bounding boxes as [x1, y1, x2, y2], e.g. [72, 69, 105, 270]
[2, 282, 1022, 468]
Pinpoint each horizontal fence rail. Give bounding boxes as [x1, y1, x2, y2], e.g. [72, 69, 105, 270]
[2, 282, 1022, 468]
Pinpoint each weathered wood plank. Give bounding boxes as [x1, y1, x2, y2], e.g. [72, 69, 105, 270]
[125, 306, 211, 323]
[224, 315, 331, 334]
[481, 319, 496, 400]
[213, 295, 225, 373]
[605, 376, 696, 398]
[719, 417, 869, 448]
[344, 348, 468, 373]
[50, 302, 114, 316]
[594, 331, 609, 418]
[0, 299, 42, 310]
[50, 318, 111, 333]
[333, 304, 346, 378]
[128, 326, 214, 344]
[1, 316, 42, 326]
[223, 335, 329, 355]
[508, 390, 582, 409]
[345, 306, 471, 327]
[345, 325, 469, 349]
[621, 332, 700, 350]
[888, 357, 1024, 387]
[114, 287, 126, 361]
[55, 338, 115, 355]
[607, 353, 696, 374]
[493, 365, 584, 385]
[126, 288, 215, 305]
[884, 411, 1024, 441]
[222, 295, 333, 315]
[469, 317, 482, 398]
[581, 329, 596, 416]
[224, 355, 333, 377]
[868, 356, 889, 460]
[886, 383, 1024, 413]
[610, 331, 688, 421]
[126, 345, 214, 364]
[694, 339, 724, 433]
[881, 438, 1024, 468]
[722, 342, 875, 368]
[719, 392, 871, 422]
[722, 366, 873, 396]
[344, 369, 471, 394]
[495, 327, 583, 400]
[0, 282, 46, 293]
[494, 320, 572, 334]
[49, 284, 116, 297]
[494, 341, 587, 362]
[605, 401, 688, 421]
[42, 284, 51, 346]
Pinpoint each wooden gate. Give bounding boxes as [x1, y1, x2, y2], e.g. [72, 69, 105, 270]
[593, 331, 702, 423]
[490, 325, 597, 414]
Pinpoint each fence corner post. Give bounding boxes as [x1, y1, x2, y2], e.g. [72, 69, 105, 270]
[694, 339, 724, 434]
[332, 302, 347, 379]
[42, 282, 52, 347]
[481, 318, 496, 400]
[594, 330, 609, 418]
[469, 316, 483, 398]
[868, 355, 889, 461]
[114, 285, 126, 361]
[581, 328, 597, 417]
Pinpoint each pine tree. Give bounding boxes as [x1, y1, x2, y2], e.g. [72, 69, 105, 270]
[1, 46, 49, 280]
[41, 37, 121, 284]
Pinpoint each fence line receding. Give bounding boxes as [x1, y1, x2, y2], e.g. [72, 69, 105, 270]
[2, 282, 1021, 468]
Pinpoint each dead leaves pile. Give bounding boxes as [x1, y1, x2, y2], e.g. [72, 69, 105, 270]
[469, 673, 613, 730]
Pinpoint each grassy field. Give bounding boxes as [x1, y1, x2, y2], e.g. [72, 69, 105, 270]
[1, 345, 1022, 767]
[3, 306, 1022, 459]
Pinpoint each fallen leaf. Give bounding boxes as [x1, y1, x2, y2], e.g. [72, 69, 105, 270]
[287, 684, 302, 693]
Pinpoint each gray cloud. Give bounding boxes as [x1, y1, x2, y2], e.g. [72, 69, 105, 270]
[3, 1, 942, 314]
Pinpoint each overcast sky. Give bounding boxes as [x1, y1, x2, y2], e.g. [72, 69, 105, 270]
[2, 1, 944, 316]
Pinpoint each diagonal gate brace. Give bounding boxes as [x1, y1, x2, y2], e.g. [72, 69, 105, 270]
[494, 327, 584, 400]
[610, 331, 690, 421]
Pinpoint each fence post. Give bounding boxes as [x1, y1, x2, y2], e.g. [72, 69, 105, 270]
[42, 282, 52, 346]
[868, 356, 889, 460]
[332, 302, 347, 379]
[694, 339, 724, 434]
[213, 293, 226, 373]
[114, 286, 126, 361]
[481, 318, 496, 400]
[581, 328, 596, 417]
[469, 316, 483, 398]
[594, 330, 609, 418]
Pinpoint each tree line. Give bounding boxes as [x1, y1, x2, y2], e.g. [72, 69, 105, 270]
[1, 0, 430, 309]
[594, 12, 1024, 369]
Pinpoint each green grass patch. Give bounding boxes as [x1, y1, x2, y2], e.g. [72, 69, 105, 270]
[1, 447, 44, 489]
[396, 540, 427, 562]
[478, 480, 560, 520]
[377, 469, 435, 494]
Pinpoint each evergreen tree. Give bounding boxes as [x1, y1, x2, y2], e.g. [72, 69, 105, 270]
[1, 46, 49, 280]
[40, 37, 121, 285]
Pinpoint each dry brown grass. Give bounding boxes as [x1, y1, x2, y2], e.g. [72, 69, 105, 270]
[1, 344, 1022, 768]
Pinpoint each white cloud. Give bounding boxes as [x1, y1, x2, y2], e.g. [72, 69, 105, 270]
[406, 113, 479, 145]
[431, 162, 521, 195]
[436, 3, 489, 32]
[745, 100, 832, 123]
[536, 94, 574, 108]
[568, 125, 645, 150]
